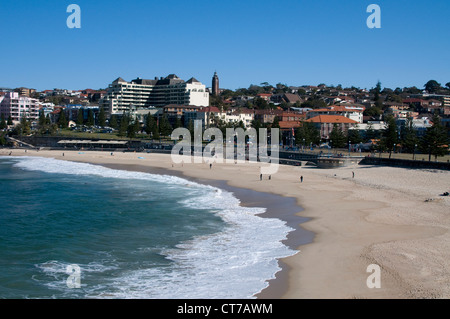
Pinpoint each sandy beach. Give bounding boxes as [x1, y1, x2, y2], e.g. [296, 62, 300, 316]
[2, 148, 450, 299]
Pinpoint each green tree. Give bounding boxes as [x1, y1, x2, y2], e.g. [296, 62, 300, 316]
[0, 114, 7, 130]
[372, 81, 384, 110]
[363, 106, 382, 117]
[159, 115, 172, 137]
[77, 109, 84, 126]
[174, 117, 183, 129]
[419, 115, 449, 161]
[37, 110, 49, 135]
[373, 81, 382, 101]
[7, 115, 13, 126]
[127, 120, 139, 138]
[279, 101, 289, 110]
[144, 113, 155, 135]
[424, 80, 441, 93]
[98, 107, 106, 127]
[210, 95, 224, 108]
[329, 124, 347, 148]
[19, 117, 32, 135]
[251, 119, 262, 131]
[86, 109, 95, 127]
[381, 115, 398, 159]
[399, 118, 419, 154]
[275, 83, 289, 94]
[347, 127, 363, 145]
[187, 119, 194, 139]
[145, 113, 159, 138]
[38, 110, 46, 127]
[403, 86, 422, 94]
[260, 82, 273, 93]
[243, 100, 253, 109]
[49, 124, 58, 135]
[236, 120, 245, 129]
[295, 122, 321, 147]
[301, 98, 327, 109]
[118, 114, 129, 137]
[220, 89, 236, 100]
[109, 115, 118, 129]
[58, 109, 68, 128]
[253, 97, 269, 110]
[134, 119, 141, 134]
[0, 132, 6, 145]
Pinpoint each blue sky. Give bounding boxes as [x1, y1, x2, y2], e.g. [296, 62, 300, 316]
[0, 0, 449, 92]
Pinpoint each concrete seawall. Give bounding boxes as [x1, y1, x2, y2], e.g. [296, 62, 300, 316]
[360, 156, 450, 170]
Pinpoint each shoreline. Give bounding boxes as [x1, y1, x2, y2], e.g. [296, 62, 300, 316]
[2, 150, 311, 298]
[99, 163, 314, 299]
[2, 149, 450, 298]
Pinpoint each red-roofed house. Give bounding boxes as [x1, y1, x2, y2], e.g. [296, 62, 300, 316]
[278, 111, 305, 131]
[256, 93, 272, 101]
[402, 98, 429, 111]
[307, 105, 364, 123]
[306, 115, 358, 140]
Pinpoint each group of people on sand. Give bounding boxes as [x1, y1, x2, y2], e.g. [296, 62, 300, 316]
[259, 173, 274, 181]
[258, 173, 304, 182]
[257, 172, 355, 183]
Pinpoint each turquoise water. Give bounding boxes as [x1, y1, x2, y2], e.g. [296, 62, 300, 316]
[0, 156, 295, 299]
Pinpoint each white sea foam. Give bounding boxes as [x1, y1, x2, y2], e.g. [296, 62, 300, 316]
[14, 156, 297, 298]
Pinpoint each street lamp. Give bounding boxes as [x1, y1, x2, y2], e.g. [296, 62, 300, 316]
[413, 144, 417, 160]
[393, 143, 396, 158]
[348, 141, 351, 156]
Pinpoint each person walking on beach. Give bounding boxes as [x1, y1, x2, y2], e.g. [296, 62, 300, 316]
[352, 171, 355, 179]
[300, 176, 303, 183]
[210, 163, 212, 169]
[260, 173, 262, 181]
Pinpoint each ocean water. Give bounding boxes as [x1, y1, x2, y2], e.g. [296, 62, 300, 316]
[0, 156, 295, 299]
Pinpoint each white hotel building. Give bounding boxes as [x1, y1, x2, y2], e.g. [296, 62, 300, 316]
[99, 74, 209, 115]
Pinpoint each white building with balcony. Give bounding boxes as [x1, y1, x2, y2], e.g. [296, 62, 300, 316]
[219, 108, 254, 128]
[0, 92, 40, 123]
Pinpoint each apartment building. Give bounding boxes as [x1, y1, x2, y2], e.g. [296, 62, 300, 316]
[99, 74, 209, 115]
[444, 96, 450, 108]
[14, 87, 36, 97]
[0, 92, 40, 123]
